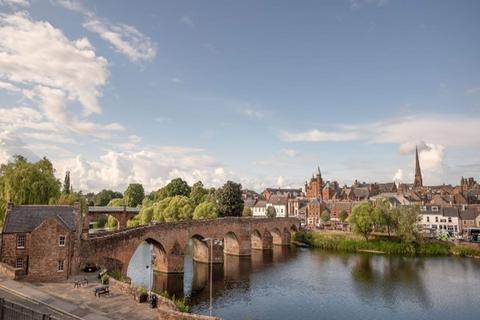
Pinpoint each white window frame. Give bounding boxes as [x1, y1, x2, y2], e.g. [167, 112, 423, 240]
[59, 235, 66, 247]
[57, 260, 65, 272]
[15, 258, 23, 269]
[17, 234, 26, 249]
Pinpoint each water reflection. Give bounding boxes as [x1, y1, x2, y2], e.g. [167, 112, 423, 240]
[127, 242, 480, 320]
[351, 254, 432, 309]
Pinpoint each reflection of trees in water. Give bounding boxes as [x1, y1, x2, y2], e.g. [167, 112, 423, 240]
[351, 254, 432, 310]
[181, 245, 298, 307]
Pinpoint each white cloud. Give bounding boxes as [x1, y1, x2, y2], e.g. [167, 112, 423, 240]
[54, 147, 223, 192]
[282, 115, 480, 147]
[276, 176, 285, 187]
[155, 116, 174, 124]
[281, 129, 360, 142]
[0, 131, 38, 164]
[171, 77, 182, 83]
[0, 12, 108, 115]
[179, 15, 194, 28]
[0, 0, 29, 6]
[238, 105, 265, 119]
[393, 169, 403, 181]
[83, 19, 157, 62]
[466, 86, 480, 94]
[56, 0, 156, 63]
[281, 149, 298, 158]
[350, 0, 389, 9]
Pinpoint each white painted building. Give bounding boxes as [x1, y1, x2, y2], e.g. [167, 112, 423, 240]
[266, 195, 288, 218]
[252, 200, 267, 217]
[419, 205, 460, 236]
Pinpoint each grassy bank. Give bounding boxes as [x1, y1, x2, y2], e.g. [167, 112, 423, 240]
[295, 231, 480, 257]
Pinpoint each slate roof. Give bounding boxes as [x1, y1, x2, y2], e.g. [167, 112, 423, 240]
[459, 208, 478, 220]
[268, 195, 288, 206]
[3, 205, 77, 233]
[442, 207, 459, 218]
[253, 200, 267, 208]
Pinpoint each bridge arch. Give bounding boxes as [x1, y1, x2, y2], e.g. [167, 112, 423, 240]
[251, 228, 273, 250]
[224, 231, 240, 255]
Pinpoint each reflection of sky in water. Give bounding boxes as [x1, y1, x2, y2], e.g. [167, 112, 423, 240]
[126, 241, 153, 290]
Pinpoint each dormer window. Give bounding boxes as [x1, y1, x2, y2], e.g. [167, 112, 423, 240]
[420, 206, 426, 211]
[431, 206, 439, 212]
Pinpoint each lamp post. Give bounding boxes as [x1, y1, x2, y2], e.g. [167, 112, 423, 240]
[202, 238, 223, 317]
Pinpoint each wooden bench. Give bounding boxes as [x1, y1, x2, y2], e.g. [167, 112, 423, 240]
[94, 285, 110, 297]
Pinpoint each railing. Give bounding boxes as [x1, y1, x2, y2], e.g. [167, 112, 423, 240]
[0, 298, 58, 320]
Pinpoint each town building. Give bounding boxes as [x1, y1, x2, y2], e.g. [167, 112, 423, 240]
[261, 188, 303, 200]
[0, 203, 82, 281]
[251, 200, 267, 217]
[266, 195, 288, 218]
[419, 205, 460, 236]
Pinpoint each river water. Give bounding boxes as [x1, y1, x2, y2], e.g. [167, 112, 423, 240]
[127, 242, 480, 320]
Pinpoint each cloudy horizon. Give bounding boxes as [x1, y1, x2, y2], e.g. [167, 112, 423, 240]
[0, 0, 479, 193]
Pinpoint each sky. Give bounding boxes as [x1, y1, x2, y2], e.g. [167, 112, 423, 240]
[0, 0, 479, 193]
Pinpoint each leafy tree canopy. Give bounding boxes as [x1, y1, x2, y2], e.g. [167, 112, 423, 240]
[321, 211, 331, 223]
[193, 201, 218, 220]
[156, 178, 191, 201]
[190, 181, 208, 206]
[242, 207, 252, 217]
[124, 183, 145, 207]
[215, 181, 243, 217]
[94, 189, 123, 206]
[0, 155, 61, 205]
[107, 198, 125, 207]
[348, 202, 375, 240]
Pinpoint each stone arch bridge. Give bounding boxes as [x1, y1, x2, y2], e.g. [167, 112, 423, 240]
[80, 217, 299, 274]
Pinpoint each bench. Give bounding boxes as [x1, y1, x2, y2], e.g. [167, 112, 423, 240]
[94, 285, 110, 297]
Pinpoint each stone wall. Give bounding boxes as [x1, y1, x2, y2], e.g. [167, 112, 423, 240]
[28, 218, 73, 282]
[108, 277, 221, 320]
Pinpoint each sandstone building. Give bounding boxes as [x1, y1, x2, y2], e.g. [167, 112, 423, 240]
[0, 203, 82, 281]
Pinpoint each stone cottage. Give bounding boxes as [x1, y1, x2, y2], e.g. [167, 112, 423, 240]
[0, 203, 82, 281]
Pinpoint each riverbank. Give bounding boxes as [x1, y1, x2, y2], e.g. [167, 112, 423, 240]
[294, 231, 480, 257]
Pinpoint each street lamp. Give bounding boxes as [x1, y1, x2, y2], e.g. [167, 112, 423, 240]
[202, 238, 223, 317]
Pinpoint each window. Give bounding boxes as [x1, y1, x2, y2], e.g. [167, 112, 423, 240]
[432, 206, 439, 212]
[16, 235, 26, 249]
[59, 235, 66, 247]
[58, 260, 64, 272]
[435, 216, 439, 222]
[426, 216, 430, 222]
[15, 258, 23, 269]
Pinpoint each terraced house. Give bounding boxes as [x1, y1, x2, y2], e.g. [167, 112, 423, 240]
[0, 203, 82, 281]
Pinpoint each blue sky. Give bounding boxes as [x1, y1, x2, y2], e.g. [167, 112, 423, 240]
[0, 0, 479, 192]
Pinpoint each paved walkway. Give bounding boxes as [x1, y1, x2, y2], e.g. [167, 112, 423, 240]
[0, 274, 159, 320]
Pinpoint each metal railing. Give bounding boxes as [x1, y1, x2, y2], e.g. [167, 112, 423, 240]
[0, 298, 58, 320]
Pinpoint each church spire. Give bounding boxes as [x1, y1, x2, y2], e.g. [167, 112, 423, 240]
[414, 146, 423, 188]
[317, 166, 322, 178]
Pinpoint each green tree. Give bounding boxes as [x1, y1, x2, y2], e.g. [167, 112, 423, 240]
[107, 198, 125, 207]
[193, 201, 218, 220]
[266, 206, 276, 218]
[190, 181, 207, 206]
[321, 211, 331, 223]
[0, 155, 61, 205]
[396, 206, 422, 245]
[106, 215, 118, 229]
[242, 207, 252, 217]
[94, 189, 123, 206]
[161, 196, 194, 222]
[348, 202, 375, 240]
[140, 207, 154, 225]
[215, 181, 243, 217]
[63, 171, 71, 194]
[338, 210, 348, 222]
[0, 199, 6, 229]
[156, 178, 191, 201]
[124, 183, 145, 207]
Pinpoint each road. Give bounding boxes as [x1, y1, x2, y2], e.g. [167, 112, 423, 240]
[0, 286, 79, 320]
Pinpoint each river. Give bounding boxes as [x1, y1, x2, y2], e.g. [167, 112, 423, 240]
[127, 241, 480, 320]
